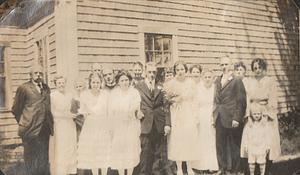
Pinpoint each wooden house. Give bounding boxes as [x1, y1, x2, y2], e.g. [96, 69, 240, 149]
[0, 0, 299, 164]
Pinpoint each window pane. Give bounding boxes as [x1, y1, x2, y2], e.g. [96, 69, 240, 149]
[0, 46, 4, 62]
[0, 77, 5, 108]
[163, 37, 171, 51]
[155, 52, 162, 66]
[162, 52, 171, 65]
[145, 52, 154, 63]
[154, 36, 162, 51]
[0, 63, 4, 75]
[144, 34, 153, 51]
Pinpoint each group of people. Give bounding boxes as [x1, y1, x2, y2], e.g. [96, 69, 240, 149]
[11, 56, 281, 175]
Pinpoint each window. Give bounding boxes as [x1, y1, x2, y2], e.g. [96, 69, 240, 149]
[35, 38, 48, 83]
[0, 46, 6, 108]
[144, 33, 172, 67]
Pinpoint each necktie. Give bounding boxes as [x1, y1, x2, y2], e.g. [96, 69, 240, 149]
[149, 81, 153, 92]
[38, 83, 43, 94]
[149, 81, 154, 98]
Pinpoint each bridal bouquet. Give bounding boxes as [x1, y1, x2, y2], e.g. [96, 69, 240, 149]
[161, 87, 180, 112]
[71, 98, 85, 129]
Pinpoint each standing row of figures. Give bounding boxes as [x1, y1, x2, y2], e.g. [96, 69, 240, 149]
[11, 56, 281, 175]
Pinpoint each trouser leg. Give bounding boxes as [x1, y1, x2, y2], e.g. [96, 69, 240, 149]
[138, 134, 154, 175]
[216, 118, 228, 172]
[23, 127, 50, 175]
[230, 127, 243, 173]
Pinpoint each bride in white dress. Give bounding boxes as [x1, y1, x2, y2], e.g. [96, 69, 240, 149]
[164, 61, 200, 175]
[109, 71, 143, 175]
[77, 73, 110, 175]
[191, 69, 219, 173]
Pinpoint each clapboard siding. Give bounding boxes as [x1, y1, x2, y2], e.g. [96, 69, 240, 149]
[77, 0, 299, 113]
[0, 14, 56, 146]
[77, 1, 297, 33]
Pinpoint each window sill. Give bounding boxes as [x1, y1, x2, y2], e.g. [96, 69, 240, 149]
[0, 108, 11, 113]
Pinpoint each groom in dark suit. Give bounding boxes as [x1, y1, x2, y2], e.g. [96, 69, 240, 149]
[134, 62, 175, 175]
[12, 64, 53, 175]
[213, 56, 247, 175]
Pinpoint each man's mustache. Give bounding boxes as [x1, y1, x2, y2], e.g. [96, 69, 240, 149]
[33, 78, 42, 83]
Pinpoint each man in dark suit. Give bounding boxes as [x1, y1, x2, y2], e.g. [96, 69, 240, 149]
[134, 62, 175, 175]
[213, 56, 247, 175]
[11, 64, 53, 175]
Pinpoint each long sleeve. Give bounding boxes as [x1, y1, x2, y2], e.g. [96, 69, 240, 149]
[50, 94, 63, 118]
[234, 78, 247, 123]
[11, 85, 27, 123]
[266, 78, 278, 119]
[132, 89, 141, 112]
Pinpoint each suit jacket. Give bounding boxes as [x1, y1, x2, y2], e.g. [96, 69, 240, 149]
[11, 81, 54, 141]
[135, 81, 171, 134]
[213, 75, 247, 128]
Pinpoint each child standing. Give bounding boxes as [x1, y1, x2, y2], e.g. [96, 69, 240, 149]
[241, 104, 270, 175]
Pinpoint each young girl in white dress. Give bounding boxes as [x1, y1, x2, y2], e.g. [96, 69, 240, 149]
[191, 69, 219, 173]
[241, 104, 271, 175]
[109, 71, 143, 175]
[164, 61, 200, 175]
[77, 73, 110, 175]
[49, 75, 77, 175]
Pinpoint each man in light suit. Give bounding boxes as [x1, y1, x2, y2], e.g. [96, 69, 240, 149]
[213, 56, 247, 175]
[12, 64, 53, 175]
[133, 62, 175, 175]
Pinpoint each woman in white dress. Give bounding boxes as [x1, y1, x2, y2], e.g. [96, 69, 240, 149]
[49, 75, 77, 175]
[245, 58, 281, 174]
[164, 61, 200, 175]
[77, 73, 110, 175]
[109, 71, 143, 175]
[191, 69, 219, 174]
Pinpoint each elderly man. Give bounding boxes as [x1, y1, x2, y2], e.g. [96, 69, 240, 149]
[133, 62, 175, 175]
[214, 56, 247, 175]
[12, 64, 53, 175]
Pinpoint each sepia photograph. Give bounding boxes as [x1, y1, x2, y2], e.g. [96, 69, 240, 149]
[0, 0, 300, 175]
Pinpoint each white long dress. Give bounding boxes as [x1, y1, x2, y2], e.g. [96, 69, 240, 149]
[49, 90, 77, 175]
[191, 83, 219, 171]
[165, 78, 200, 161]
[109, 87, 141, 169]
[77, 90, 111, 169]
[244, 76, 281, 160]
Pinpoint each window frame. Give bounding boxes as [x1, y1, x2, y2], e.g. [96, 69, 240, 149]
[138, 25, 179, 67]
[144, 33, 173, 67]
[0, 44, 12, 111]
[34, 36, 50, 85]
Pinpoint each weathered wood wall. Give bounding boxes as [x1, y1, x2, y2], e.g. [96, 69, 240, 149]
[77, 0, 300, 113]
[0, 14, 55, 147]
